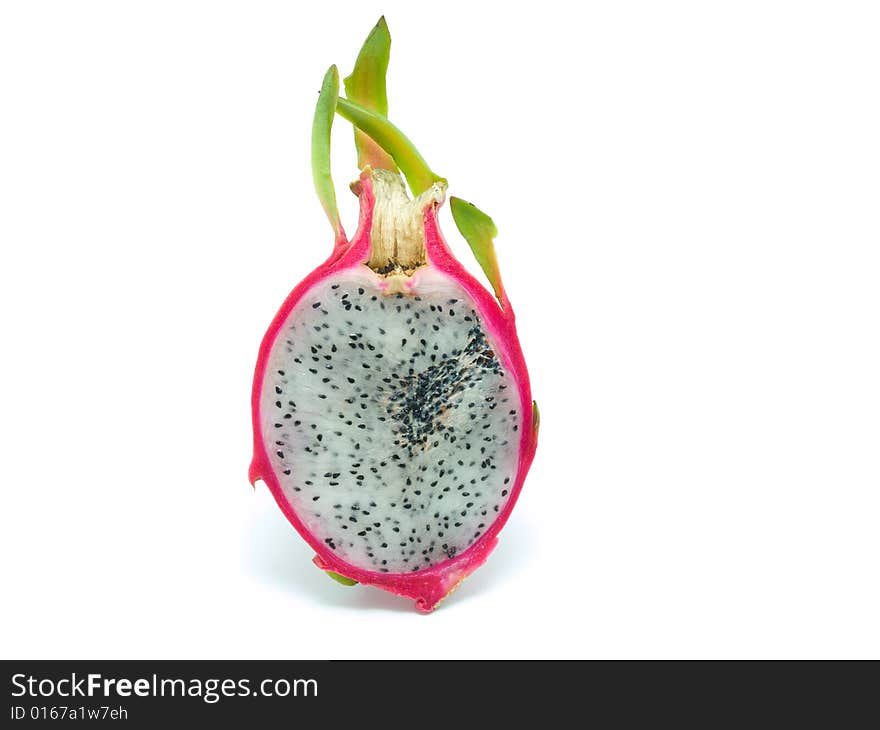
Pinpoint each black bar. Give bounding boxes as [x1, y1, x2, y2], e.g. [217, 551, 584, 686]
[3, 660, 877, 725]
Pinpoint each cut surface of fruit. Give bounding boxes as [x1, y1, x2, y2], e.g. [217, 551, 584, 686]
[260, 267, 522, 574]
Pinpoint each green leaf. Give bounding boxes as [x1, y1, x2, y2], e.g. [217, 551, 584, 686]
[312, 65, 343, 239]
[449, 196, 504, 304]
[325, 571, 358, 586]
[532, 400, 541, 438]
[344, 17, 398, 172]
[335, 96, 445, 196]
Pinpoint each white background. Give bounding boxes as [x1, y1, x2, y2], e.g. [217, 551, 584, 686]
[1, 1, 878, 659]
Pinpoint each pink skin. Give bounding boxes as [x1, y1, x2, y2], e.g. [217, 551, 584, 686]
[250, 171, 538, 612]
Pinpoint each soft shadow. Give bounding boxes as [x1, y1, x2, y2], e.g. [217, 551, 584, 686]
[244, 495, 535, 613]
[244, 499, 412, 612]
[443, 517, 536, 609]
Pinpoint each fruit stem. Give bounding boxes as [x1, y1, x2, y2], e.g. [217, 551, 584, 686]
[449, 197, 506, 305]
[335, 96, 445, 197]
[312, 65, 345, 244]
[343, 17, 398, 173]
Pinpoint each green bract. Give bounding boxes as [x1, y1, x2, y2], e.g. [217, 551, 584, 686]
[309, 18, 502, 297]
[343, 17, 397, 173]
[450, 197, 505, 305]
[310, 65, 342, 240]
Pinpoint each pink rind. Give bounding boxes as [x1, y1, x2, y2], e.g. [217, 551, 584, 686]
[250, 173, 538, 612]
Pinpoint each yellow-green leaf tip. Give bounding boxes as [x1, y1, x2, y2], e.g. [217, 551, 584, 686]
[344, 17, 397, 172]
[325, 571, 358, 586]
[449, 196, 504, 304]
[311, 65, 342, 238]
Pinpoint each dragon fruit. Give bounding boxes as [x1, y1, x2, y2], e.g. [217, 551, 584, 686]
[249, 17, 538, 612]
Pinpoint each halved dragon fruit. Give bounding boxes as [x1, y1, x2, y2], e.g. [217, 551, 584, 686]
[249, 18, 538, 611]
